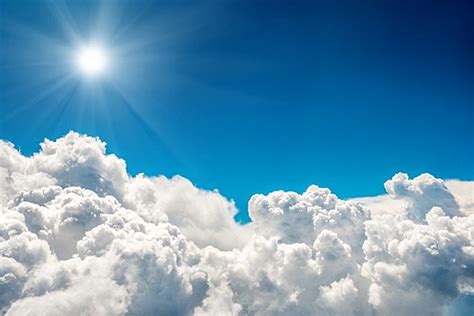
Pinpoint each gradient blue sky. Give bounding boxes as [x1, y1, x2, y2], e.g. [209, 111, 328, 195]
[1, 0, 473, 222]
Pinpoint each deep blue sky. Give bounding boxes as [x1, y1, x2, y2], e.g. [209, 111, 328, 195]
[1, 0, 473, 222]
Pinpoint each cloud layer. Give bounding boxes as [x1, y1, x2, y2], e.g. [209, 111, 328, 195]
[1, 132, 473, 315]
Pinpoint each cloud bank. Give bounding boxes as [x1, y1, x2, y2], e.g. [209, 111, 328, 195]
[1, 132, 473, 315]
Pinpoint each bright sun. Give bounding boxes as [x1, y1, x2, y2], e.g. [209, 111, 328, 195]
[76, 46, 108, 77]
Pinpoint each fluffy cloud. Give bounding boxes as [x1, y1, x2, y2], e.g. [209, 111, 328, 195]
[384, 173, 462, 221]
[1, 132, 473, 315]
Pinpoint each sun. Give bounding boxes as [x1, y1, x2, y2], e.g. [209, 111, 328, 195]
[76, 45, 108, 77]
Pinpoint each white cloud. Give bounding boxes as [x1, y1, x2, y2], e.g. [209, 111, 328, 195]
[445, 180, 474, 215]
[249, 185, 368, 259]
[124, 174, 253, 250]
[315, 276, 359, 315]
[384, 173, 462, 221]
[7, 278, 129, 316]
[0, 132, 473, 315]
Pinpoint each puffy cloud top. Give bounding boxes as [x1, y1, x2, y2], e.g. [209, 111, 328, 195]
[1, 132, 473, 315]
[384, 172, 461, 221]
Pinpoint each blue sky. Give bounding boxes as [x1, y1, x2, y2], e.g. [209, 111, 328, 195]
[1, 0, 473, 223]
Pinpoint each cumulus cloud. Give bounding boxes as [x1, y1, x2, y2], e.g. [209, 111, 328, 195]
[1, 132, 473, 315]
[384, 173, 462, 221]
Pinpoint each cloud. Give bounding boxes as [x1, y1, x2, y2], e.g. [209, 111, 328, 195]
[384, 173, 462, 221]
[123, 174, 253, 250]
[1, 132, 473, 315]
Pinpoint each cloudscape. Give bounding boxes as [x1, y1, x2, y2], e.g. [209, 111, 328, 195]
[0, 132, 473, 315]
[1, 0, 473, 315]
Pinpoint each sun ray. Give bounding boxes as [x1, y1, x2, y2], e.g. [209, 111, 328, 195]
[105, 82, 186, 170]
[2, 73, 75, 123]
[46, 0, 83, 47]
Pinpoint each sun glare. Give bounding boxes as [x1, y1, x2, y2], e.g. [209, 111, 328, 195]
[76, 46, 108, 77]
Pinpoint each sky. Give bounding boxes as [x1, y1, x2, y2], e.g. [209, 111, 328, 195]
[1, 0, 473, 223]
[1, 1, 474, 315]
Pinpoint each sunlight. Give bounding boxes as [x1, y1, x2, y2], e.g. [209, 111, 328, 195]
[76, 45, 108, 77]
